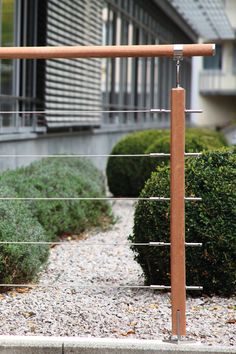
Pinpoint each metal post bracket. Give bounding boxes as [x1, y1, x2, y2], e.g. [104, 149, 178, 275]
[173, 44, 183, 60]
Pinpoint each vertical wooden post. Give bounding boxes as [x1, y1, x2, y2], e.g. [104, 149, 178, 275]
[170, 87, 186, 337]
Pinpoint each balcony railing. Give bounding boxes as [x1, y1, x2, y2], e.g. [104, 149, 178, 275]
[0, 43, 215, 341]
[199, 70, 236, 95]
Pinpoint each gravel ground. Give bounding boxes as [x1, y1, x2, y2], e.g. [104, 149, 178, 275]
[0, 200, 235, 346]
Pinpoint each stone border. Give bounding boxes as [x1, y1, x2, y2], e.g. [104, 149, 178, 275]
[0, 336, 235, 354]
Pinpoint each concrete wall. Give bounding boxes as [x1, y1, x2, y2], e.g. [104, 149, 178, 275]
[193, 95, 236, 128]
[0, 124, 163, 173]
[225, 0, 236, 29]
[191, 41, 236, 130]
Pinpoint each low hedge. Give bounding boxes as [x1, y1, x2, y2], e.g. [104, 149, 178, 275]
[106, 128, 227, 197]
[0, 186, 49, 284]
[106, 129, 169, 197]
[0, 157, 111, 285]
[0, 157, 111, 239]
[130, 148, 236, 296]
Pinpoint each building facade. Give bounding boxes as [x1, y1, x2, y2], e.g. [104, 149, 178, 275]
[0, 0, 195, 170]
[171, 0, 236, 144]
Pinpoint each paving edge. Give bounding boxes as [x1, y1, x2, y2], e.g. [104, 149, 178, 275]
[0, 336, 235, 354]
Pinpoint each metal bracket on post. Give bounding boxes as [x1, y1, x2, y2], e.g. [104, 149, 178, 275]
[173, 44, 183, 88]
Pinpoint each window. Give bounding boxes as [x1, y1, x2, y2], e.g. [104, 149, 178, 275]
[0, 0, 46, 133]
[101, 2, 160, 124]
[203, 44, 222, 70]
[101, 0, 192, 126]
[233, 42, 236, 74]
[0, 0, 15, 95]
[0, 0, 17, 130]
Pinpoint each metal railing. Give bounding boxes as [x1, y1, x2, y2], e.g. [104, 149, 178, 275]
[0, 43, 215, 342]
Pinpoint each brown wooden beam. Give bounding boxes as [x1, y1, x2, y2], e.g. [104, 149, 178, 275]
[0, 44, 215, 59]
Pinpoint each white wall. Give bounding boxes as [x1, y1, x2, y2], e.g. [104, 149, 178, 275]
[191, 39, 236, 129]
[225, 0, 236, 28]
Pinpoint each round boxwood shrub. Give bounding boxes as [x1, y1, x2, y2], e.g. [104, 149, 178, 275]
[106, 128, 227, 197]
[144, 128, 227, 178]
[0, 186, 49, 285]
[130, 148, 236, 296]
[106, 129, 169, 197]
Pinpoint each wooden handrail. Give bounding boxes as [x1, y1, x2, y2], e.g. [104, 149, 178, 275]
[0, 43, 215, 59]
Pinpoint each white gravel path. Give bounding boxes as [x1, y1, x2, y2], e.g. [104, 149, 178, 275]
[0, 200, 235, 346]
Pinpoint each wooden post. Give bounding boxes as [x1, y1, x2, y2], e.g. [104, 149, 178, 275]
[170, 87, 186, 337]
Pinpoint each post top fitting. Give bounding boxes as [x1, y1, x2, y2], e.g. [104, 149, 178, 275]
[212, 43, 216, 56]
[173, 44, 183, 60]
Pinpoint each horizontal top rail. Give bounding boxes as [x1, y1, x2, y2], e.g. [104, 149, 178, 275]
[0, 44, 215, 59]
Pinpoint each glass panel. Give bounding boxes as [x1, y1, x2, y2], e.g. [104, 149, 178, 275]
[0, 100, 17, 129]
[233, 43, 236, 74]
[0, 0, 15, 95]
[203, 44, 222, 70]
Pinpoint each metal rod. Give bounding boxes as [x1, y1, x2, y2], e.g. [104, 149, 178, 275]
[176, 60, 181, 88]
[0, 154, 166, 158]
[0, 197, 201, 201]
[149, 153, 170, 157]
[0, 241, 202, 246]
[149, 242, 202, 247]
[184, 153, 202, 156]
[0, 284, 169, 289]
[170, 87, 186, 336]
[150, 109, 202, 113]
[0, 109, 202, 114]
[0, 44, 215, 60]
[0, 109, 150, 114]
[150, 197, 201, 201]
[0, 153, 202, 158]
[0, 283, 203, 290]
[0, 197, 168, 201]
[184, 197, 202, 201]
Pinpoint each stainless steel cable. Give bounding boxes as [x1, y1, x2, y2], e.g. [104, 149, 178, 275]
[0, 197, 201, 201]
[0, 197, 168, 201]
[0, 110, 150, 114]
[0, 241, 202, 246]
[0, 153, 167, 158]
[0, 153, 202, 158]
[0, 283, 203, 290]
[0, 109, 202, 114]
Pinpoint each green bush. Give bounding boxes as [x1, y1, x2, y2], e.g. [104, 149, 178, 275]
[130, 148, 236, 296]
[0, 186, 49, 284]
[0, 157, 112, 285]
[106, 129, 169, 197]
[106, 128, 227, 197]
[0, 157, 111, 240]
[144, 128, 227, 177]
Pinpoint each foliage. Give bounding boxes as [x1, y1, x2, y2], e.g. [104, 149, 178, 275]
[106, 128, 227, 197]
[0, 157, 111, 240]
[130, 148, 236, 296]
[0, 157, 111, 285]
[106, 129, 168, 197]
[144, 128, 227, 178]
[0, 186, 49, 284]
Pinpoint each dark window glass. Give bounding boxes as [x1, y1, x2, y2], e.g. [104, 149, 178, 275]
[203, 44, 222, 70]
[0, 0, 15, 95]
[233, 43, 236, 73]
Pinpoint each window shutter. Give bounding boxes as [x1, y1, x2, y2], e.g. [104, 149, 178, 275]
[45, 0, 103, 128]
